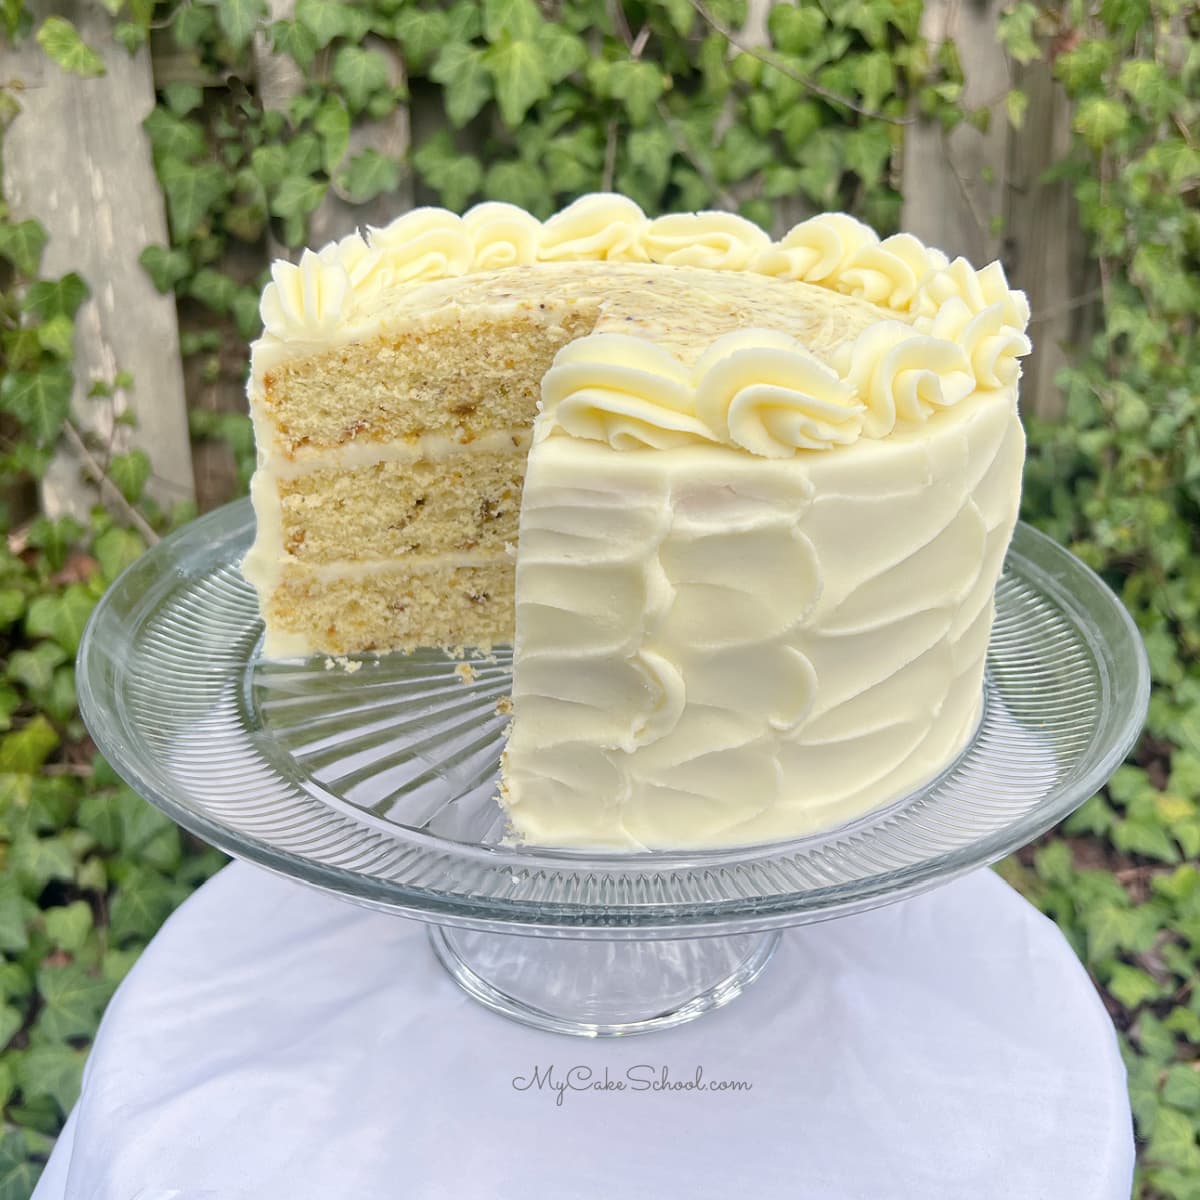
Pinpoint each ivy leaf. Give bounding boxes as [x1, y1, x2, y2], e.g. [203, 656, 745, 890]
[1105, 963, 1163, 1009]
[483, 0, 540, 42]
[853, 50, 894, 112]
[412, 132, 483, 211]
[93, 527, 146, 582]
[43, 902, 93, 953]
[270, 175, 327, 222]
[163, 82, 203, 116]
[6, 642, 67, 694]
[286, 131, 324, 179]
[36, 17, 105, 78]
[22, 273, 88, 322]
[188, 267, 238, 314]
[767, 4, 825, 53]
[26, 515, 86, 570]
[0, 591, 24, 629]
[36, 314, 75, 360]
[0, 884, 37, 954]
[1073, 97, 1129, 150]
[295, 0, 358, 48]
[996, 1, 1039, 64]
[394, 8, 449, 70]
[138, 244, 191, 293]
[250, 144, 289, 192]
[606, 60, 664, 125]
[332, 45, 392, 112]
[1162, 1066, 1200, 1113]
[430, 43, 492, 128]
[313, 97, 350, 174]
[8, 831, 75, 889]
[0, 1005, 22, 1049]
[269, 17, 317, 68]
[215, 0, 264, 50]
[108, 867, 183, 945]
[337, 150, 400, 204]
[143, 109, 208, 164]
[108, 450, 151, 504]
[24, 585, 95, 655]
[0, 1130, 41, 1200]
[535, 24, 587, 84]
[1146, 1105, 1200, 1174]
[34, 963, 110, 1042]
[483, 160, 547, 213]
[16, 1045, 85, 1115]
[0, 219, 48, 276]
[159, 159, 228, 239]
[483, 39, 550, 127]
[0, 368, 73, 447]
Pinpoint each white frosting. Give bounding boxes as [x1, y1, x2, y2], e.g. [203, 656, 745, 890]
[259, 248, 351, 341]
[753, 213, 878, 285]
[837, 322, 975, 439]
[643, 212, 770, 271]
[504, 389, 1024, 848]
[245, 196, 1034, 849]
[692, 331, 863, 456]
[463, 202, 540, 271]
[540, 335, 716, 451]
[837, 233, 948, 311]
[537, 193, 650, 262]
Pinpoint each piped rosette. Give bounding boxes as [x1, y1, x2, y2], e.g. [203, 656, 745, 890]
[257, 194, 1033, 450]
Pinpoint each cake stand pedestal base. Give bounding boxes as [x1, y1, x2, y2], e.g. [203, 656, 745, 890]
[428, 925, 781, 1037]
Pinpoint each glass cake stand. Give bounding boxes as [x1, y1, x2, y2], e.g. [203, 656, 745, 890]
[77, 500, 1148, 1037]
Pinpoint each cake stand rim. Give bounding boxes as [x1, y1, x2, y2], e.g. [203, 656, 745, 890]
[76, 499, 1150, 937]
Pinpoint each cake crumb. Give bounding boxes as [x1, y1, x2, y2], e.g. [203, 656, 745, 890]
[455, 663, 478, 684]
[495, 695, 513, 715]
[323, 655, 362, 674]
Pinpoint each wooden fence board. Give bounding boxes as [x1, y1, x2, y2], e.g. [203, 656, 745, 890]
[4, 0, 195, 521]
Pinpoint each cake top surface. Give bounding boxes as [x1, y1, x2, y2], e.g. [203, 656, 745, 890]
[251, 193, 1032, 459]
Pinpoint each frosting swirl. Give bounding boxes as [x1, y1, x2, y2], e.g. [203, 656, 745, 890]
[838, 233, 948, 311]
[643, 212, 770, 271]
[541, 335, 715, 451]
[838, 322, 975, 438]
[463, 201, 540, 271]
[753, 213, 879, 285]
[927, 297, 1031, 390]
[693, 331, 863, 456]
[537, 193, 650, 262]
[259, 248, 350, 341]
[915, 256, 1031, 329]
[356, 208, 473, 295]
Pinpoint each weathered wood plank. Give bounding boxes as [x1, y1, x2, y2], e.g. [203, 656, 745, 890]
[900, 0, 1010, 264]
[4, 1, 195, 521]
[1005, 59, 1085, 421]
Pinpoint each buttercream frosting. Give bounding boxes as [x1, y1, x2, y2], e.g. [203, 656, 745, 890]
[245, 194, 1032, 850]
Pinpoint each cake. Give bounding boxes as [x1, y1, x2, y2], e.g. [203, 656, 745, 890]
[243, 194, 1030, 850]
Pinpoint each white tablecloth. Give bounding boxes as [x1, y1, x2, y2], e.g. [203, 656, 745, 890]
[36, 863, 1132, 1200]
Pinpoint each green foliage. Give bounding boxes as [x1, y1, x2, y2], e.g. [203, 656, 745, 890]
[998, 3, 1200, 1196]
[1, 0, 1195, 1194]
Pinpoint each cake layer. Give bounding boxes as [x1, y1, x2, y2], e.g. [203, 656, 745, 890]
[276, 444, 526, 564]
[259, 307, 596, 456]
[262, 559, 514, 657]
[253, 264, 892, 458]
[502, 387, 1024, 849]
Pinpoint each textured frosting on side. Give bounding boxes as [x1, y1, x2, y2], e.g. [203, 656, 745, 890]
[503, 386, 1024, 849]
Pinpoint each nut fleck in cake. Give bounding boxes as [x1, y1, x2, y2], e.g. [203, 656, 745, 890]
[244, 195, 1030, 850]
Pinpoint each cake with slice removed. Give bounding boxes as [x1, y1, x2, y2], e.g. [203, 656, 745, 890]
[243, 194, 1030, 850]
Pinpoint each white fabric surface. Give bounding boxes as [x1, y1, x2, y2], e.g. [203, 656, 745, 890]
[36, 863, 1132, 1200]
